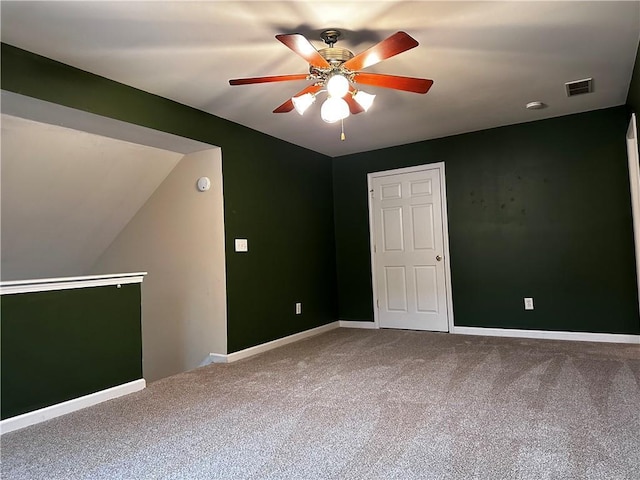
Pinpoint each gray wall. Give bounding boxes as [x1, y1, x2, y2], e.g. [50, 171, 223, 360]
[627, 40, 640, 121]
[91, 149, 227, 382]
[0, 113, 181, 280]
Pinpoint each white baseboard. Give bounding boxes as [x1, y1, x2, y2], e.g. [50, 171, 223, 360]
[203, 321, 638, 366]
[208, 321, 340, 363]
[0, 378, 146, 435]
[452, 326, 640, 344]
[339, 320, 379, 329]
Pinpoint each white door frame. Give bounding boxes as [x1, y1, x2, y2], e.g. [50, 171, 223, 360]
[367, 162, 455, 332]
[627, 113, 640, 317]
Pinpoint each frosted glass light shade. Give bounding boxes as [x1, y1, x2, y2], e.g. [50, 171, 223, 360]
[353, 91, 376, 111]
[326, 74, 349, 98]
[292, 93, 316, 115]
[321, 97, 350, 123]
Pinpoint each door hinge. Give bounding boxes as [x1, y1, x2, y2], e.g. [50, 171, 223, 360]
[377, 299, 379, 309]
[374, 244, 377, 253]
[370, 189, 374, 199]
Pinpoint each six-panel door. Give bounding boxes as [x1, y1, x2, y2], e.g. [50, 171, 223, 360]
[372, 167, 448, 331]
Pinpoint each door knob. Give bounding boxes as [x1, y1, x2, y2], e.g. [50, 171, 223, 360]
[436, 255, 442, 261]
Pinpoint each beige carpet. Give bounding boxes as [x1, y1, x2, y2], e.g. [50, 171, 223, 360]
[1, 328, 639, 479]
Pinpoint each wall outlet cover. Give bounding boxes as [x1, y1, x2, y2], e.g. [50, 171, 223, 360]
[235, 239, 248, 252]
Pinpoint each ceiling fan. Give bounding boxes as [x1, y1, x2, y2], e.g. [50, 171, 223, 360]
[229, 30, 433, 137]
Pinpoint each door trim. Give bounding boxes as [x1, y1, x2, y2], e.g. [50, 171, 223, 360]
[626, 113, 640, 317]
[367, 162, 454, 332]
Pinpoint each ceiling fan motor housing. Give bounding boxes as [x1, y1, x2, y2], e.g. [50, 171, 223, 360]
[319, 47, 354, 66]
[319, 29, 354, 68]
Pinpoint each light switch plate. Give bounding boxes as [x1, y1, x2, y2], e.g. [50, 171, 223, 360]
[235, 238, 248, 252]
[524, 297, 534, 310]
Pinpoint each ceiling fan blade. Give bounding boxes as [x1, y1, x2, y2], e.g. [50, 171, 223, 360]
[345, 88, 365, 115]
[276, 33, 331, 69]
[273, 84, 322, 113]
[229, 74, 308, 86]
[353, 72, 433, 94]
[343, 31, 419, 71]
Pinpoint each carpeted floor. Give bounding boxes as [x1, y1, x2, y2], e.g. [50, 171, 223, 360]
[1, 328, 639, 479]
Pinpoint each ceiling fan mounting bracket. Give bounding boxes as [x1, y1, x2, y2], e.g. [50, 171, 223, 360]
[320, 29, 342, 47]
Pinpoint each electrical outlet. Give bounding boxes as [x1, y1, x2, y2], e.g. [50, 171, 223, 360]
[524, 297, 534, 310]
[295, 302, 302, 315]
[234, 238, 248, 252]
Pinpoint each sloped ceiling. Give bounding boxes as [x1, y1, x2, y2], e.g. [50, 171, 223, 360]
[0, 114, 184, 280]
[1, 1, 639, 157]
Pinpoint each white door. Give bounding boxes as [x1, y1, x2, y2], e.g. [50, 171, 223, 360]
[370, 165, 450, 331]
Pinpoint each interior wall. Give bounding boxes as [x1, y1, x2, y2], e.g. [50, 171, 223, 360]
[90, 149, 226, 382]
[0, 114, 182, 280]
[333, 107, 639, 334]
[222, 135, 337, 352]
[627, 40, 640, 127]
[1, 282, 143, 419]
[1, 43, 338, 356]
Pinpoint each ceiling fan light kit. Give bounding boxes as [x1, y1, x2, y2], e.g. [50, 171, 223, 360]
[321, 96, 350, 124]
[229, 29, 434, 140]
[292, 92, 316, 115]
[326, 73, 350, 98]
[353, 91, 376, 112]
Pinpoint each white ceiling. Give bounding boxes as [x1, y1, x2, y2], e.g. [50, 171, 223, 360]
[1, 1, 639, 157]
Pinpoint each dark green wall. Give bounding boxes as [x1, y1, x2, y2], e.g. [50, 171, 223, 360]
[333, 107, 639, 334]
[1, 284, 142, 419]
[1, 43, 337, 353]
[3, 42, 638, 355]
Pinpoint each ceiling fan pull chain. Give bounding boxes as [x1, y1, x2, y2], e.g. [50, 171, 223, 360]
[341, 119, 346, 141]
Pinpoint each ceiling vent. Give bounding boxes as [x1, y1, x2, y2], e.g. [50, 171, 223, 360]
[565, 78, 593, 97]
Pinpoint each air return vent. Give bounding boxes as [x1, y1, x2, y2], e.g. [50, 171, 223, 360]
[565, 78, 593, 97]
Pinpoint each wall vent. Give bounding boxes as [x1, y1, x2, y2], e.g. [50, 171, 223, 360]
[565, 78, 593, 97]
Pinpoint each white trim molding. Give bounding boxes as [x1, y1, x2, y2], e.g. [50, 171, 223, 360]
[626, 113, 640, 318]
[339, 320, 379, 329]
[0, 272, 147, 295]
[201, 321, 639, 369]
[207, 322, 340, 363]
[452, 326, 640, 344]
[0, 379, 146, 435]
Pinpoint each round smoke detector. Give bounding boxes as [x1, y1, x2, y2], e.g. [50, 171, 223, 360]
[526, 101, 547, 110]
